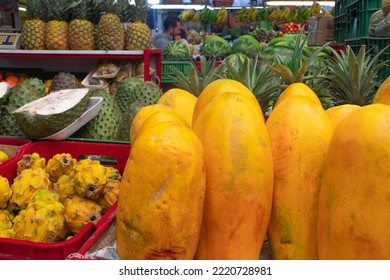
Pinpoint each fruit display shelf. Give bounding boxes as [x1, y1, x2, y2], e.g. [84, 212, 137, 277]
[0, 49, 162, 88]
[0, 140, 130, 260]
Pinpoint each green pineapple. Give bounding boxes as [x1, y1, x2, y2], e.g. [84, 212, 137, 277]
[96, 0, 126, 50]
[22, 0, 46, 50]
[170, 56, 224, 97]
[126, 0, 151, 50]
[43, 0, 71, 50]
[223, 54, 279, 115]
[325, 45, 389, 106]
[69, 0, 95, 50]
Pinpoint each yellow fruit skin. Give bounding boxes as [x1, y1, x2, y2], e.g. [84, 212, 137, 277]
[325, 104, 360, 130]
[192, 79, 262, 125]
[116, 122, 205, 260]
[318, 104, 390, 259]
[0, 176, 11, 209]
[157, 88, 197, 127]
[274, 82, 323, 108]
[372, 76, 390, 105]
[129, 104, 175, 144]
[0, 151, 9, 164]
[266, 95, 333, 260]
[192, 92, 274, 260]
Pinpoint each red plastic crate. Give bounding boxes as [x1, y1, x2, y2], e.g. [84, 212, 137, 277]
[0, 137, 32, 166]
[0, 140, 130, 260]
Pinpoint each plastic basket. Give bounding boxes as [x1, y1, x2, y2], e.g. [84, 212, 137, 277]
[345, 37, 390, 82]
[0, 137, 32, 166]
[162, 61, 191, 84]
[345, 0, 382, 39]
[0, 140, 130, 260]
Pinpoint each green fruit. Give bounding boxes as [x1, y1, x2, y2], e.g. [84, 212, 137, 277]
[162, 41, 189, 60]
[72, 89, 123, 141]
[231, 35, 262, 57]
[116, 100, 144, 142]
[13, 88, 91, 138]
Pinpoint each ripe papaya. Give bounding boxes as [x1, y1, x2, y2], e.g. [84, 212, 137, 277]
[325, 104, 360, 130]
[192, 91, 274, 260]
[192, 79, 262, 126]
[266, 94, 333, 260]
[273, 82, 323, 108]
[372, 76, 390, 105]
[116, 121, 205, 260]
[318, 104, 390, 259]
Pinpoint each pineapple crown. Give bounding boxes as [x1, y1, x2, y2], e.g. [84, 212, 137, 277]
[326, 45, 390, 106]
[25, 0, 45, 20]
[98, 0, 128, 21]
[128, 0, 150, 23]
[69, 0, 94, 21]
[43, 0, 72, 22]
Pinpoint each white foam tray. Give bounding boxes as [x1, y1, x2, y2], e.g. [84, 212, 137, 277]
[82, 69, 109, 90]
[40, 96, 103, 140]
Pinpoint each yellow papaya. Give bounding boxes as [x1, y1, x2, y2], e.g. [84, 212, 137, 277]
[266, 94, 333, 260]
[372, 76, 390, 105]
[157, 88, 197, 127]
[325, 104, 360, 130]
[129, 103, 175, 144]
[274, 82, 323, 109]
[318, 104, 390, 259]
[116, 121, 205, 260]
[192, 91, 274, 260]
[192, 79, 262, 126]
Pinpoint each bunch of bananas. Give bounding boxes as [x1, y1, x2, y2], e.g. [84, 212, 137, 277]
[235, 7, 258, 23]
[287, 9, 299, 22]
[200, 7, 219, 24]
[215, 7, 228, 24]
[268, 7, 291, 22]
[310, 2, 322, 17]
[256, 8, 268, 21]
[179, 9, 196, 22]
[297, 6, 311, 22]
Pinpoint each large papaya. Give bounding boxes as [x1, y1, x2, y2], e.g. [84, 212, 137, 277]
[116, 121, 205, 260]
[318, 104, 390, 259]
[266, 92, 333, 260]
[325, 104, 361, 130]
[372, 76, 390, 105]
[192, 91, 274, 260]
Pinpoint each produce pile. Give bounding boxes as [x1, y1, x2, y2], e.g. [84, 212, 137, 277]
[0, 153, 120, 242]
[21, 0, 151, 51]
[0, 63, 162, 141]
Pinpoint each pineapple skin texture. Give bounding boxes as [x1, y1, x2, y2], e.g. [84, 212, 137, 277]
[22, 19, 46, 50]
[46, 20, 69, 50]
[69, 19, 95, 50]
[126, 22, 151, 50]
[97, 13, 125, 51]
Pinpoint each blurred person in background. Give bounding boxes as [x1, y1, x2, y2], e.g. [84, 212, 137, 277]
[152, 16, 182, 50]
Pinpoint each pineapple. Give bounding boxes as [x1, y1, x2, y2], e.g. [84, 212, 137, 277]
[325, 45, 389, 106]
[223, 54, 279, 115]
[22, 0, 46, 50]
[44, 0, 71, 50]
[126, 0, 151, 50]
[96, 0, 126, 50]
[68, 0, 96, 50]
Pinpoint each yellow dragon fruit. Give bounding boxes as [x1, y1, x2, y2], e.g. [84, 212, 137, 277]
[46, 153, 77, 182]
[105, 166, 122, 181]
[97, 179, 120, 213]
[52, 174, 76, 204]
[72, 158, 108, 200]
[63, 195, 102, 234]
[16, 153, 46, 174]
[0, 176, 12, 209]
[0, 209, 15, 238]
[10, 167, 51, 210]
[13, 189, 66, 243]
